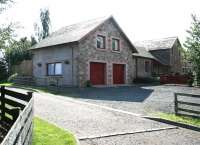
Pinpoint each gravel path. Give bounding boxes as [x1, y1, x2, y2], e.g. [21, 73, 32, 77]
[8, 86, 200, 145]
[34, 92, 173, 139]
[72, 85, 200, 115]
[81, 128, 200, 145]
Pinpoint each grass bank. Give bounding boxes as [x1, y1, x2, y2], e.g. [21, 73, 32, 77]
[156, 112, 200, 127]
[33, 117, 77, 145]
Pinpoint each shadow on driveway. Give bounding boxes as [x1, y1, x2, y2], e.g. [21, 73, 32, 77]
[58, 86, 154, 102]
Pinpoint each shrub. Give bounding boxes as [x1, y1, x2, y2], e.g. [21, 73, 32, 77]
[85, 80, 92, 87]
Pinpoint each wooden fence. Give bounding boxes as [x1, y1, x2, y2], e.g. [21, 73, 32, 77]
[174, 93, 200, 118]
[0, 86, 33, 145]
[160, 75, 189, 84]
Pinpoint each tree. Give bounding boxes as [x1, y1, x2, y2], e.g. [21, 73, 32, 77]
[5, 37, 32, 74]
[0, 24, 15, 50]
[0, 0, 14, 81]
[34, 8, 51, 41]
[0, 0, 14, 51]
[0, 0, 13, 13]
[30, 35, 37, 46]
[184, 14, 200, 86]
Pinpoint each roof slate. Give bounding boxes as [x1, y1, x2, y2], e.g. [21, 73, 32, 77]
[31, 16, 109, 49]
[133, 37, 179, 66]
[134, 36, 177, 51]
[132, 46, 155, 59]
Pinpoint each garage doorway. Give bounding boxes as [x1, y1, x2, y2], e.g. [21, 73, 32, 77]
[90, 62, 106, 85]
[113, 64, 125, 84]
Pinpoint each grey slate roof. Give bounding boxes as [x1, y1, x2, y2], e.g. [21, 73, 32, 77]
[132, 46, 155, 59]
[134, 36, 178, 51]
[132, 46, 168, 65]
[31, 16, 110, 49]
[133, 36, 179, 66]
[31, 16, 136, 52]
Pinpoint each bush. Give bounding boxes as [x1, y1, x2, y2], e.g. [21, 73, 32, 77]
[85, 80, 92, 87]
[7, 73, 18, 82]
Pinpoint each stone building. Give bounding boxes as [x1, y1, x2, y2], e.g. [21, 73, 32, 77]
[134, 37, 182, 77]
[30, 16, 183, 86]
[31, 16, 137, 87]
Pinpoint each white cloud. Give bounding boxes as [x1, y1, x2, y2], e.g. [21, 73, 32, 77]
[1, 0, 200, 44]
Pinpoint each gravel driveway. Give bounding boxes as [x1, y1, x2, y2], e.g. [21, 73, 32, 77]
[61, 85, 200, 115]
[8, 87, 200, 145]
[81, 128, 200, 145]
[34, 92, 173, 139]
[33, 90, 199, 145]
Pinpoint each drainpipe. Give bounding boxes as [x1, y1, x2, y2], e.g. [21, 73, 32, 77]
[72, 46, 74, 86]
[135, 57, 138, 78]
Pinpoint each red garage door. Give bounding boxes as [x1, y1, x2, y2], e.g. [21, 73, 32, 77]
[90, 62, 106, 85]
[113, 64, 125, 84]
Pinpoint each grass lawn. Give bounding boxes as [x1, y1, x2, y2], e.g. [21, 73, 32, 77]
[33, 117, 77, 145]
[0, 82, 13, 87]
[156, 112, 200, 127]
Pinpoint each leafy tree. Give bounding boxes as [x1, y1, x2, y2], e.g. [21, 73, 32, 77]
[34, 8, 51, 41]
[184, 14, 200, 86]
[30, 35, 37, 46]
[5, 37, 32, 66]
[0, 0, 14, 80]
[5, 37, 32, 75]
[0, 24, 15, 50]
[0, 0, 13, 13]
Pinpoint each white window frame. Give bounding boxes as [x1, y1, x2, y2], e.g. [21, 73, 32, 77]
[47, 62, 63, 76]
[112, 38, 120, 52]
[96, 35, 106, 49]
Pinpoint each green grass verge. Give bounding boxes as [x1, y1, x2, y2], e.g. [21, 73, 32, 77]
[0, 82, 14, 87]
[0, 82, 79, 98]
[33, 117, 77, 145]
[155, 112, 200, 127]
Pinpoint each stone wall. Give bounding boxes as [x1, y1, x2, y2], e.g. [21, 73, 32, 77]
[77, 18, 135, 87]
[170, 40, 182, 74]
[136, 57, 152, 78]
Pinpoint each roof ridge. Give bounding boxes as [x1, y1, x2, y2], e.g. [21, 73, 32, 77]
[31, 15, 113, 49]
[50, 16, 110, 37]
[135, 36, 178, 43]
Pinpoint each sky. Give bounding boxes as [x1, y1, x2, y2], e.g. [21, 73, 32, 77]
[1, 0, 200, 44]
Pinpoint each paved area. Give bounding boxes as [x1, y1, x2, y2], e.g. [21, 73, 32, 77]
[8, 86, 200, 145]
[57, 85, 200, 115]
[34, 92, 173, 139]
[81, 128, 200, 145]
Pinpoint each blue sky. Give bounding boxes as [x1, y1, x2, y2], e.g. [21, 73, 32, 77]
[0, 0, 200, 44]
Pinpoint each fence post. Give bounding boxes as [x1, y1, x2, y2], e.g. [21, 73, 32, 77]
[174, 93, 178, 115]
[27, 92, 33, 99]
[1, 86, 5, 121]
[11, 108, 20, 123]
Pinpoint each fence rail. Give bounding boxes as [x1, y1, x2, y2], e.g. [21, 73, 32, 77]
[160, 75, 189, 84]
[0, 86, 33, 145]
[174, 93, 200, 118]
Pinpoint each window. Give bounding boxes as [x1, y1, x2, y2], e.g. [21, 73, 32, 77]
[97, 35, 106, 49]
[145, 61, 150, 72]
[112, 38, 120, 51]
[47, 63, 62, 76]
